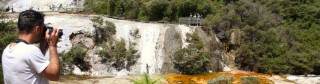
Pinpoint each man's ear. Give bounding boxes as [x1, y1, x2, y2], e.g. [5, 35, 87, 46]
[34, 25, 41, 32]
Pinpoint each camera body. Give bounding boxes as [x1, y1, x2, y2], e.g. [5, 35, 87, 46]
[44, 26, 63, 38]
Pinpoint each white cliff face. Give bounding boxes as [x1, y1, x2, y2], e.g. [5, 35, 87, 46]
[112, 21, 163, 74]
[177, 25, 193, 48]
[5, 0, 84, 12]
[44, 14, 94, 53]
[43, 14, 193, 76]
[105, 18, 193, 74]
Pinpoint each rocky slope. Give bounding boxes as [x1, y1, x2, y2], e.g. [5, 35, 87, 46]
[1, 0, 84, 12]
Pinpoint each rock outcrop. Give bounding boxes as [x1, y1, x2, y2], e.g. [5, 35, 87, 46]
[4, 0, 84, 12]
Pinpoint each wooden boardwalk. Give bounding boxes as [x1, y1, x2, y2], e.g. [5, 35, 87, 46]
[59, 7, 84, 13]
[179, 17, 204, 26]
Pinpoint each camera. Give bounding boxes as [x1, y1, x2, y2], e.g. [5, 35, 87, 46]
[44, 26, 63, 38]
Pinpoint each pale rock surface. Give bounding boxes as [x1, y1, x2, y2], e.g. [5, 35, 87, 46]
[5, 0, 84, 12]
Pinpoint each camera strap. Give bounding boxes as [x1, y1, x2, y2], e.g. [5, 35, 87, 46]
[15, 39, 29, 44]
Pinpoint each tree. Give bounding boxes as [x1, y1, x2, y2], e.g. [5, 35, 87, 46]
[99, 40, 140, 71]
[172, 33, 210, 75]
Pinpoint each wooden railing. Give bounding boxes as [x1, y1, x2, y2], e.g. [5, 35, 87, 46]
[59, 7, 84, 13]
[179, 17, 204, 26]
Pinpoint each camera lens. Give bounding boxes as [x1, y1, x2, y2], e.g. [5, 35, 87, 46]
[43, 26, 63, 38]
[58, 29, 63, 38]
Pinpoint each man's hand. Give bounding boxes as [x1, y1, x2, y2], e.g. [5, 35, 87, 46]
[45, 27, 59, 47]
[40, 26, 60, 81]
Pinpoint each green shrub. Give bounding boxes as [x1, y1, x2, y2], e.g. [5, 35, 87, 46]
[0, 18, 17, 61]
[91, 16, 104, 26]
[173, 33, 210, 75]
[0, 20, 17, 57]
[62, 45, 86, 65]
[91, 16, 116, 44]
[0, 13, 17, 84]
[231, 0, 320, 75]
[130, 73, 160, 84]
[62, 45, 90, 71]
[207, 75, 234, 84]
[99, 39, 139, 71]
[84, 0, 221, 22]
[105, 20, 115, 28]
[0, 21, 18, 51]
[240, 76, 260, 84]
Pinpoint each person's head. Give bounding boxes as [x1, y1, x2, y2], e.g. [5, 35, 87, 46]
[18, 9, 45, 43]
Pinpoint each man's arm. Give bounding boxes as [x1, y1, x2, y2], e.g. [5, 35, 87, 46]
[39, 38, 48, 54]
[39, 27, 60, 81]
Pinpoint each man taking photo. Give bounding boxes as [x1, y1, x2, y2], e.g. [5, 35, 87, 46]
[2, 9, 60, 84]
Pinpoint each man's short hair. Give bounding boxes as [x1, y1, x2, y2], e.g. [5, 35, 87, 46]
[18, 10, 44, 34]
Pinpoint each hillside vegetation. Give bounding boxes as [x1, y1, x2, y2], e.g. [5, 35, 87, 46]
[84, 0, 218, 21]
[84, 0, 320, 75]
[0, 12, 17, 83]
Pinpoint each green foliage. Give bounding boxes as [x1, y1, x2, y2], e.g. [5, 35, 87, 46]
[62, 45, 87, 65]
[240, 76, 260, 84]
[131, 73, 160, 84]
[91, 16, 116, 44]
[105, 21, 115, 28]
[0, 19, 17, 84]
[84, 0, 222, 22]
[62, 45, 90, 71]
[173, 33, 210, 75]
[202, 0, 320, 75]
[262, 0, 320, 29]
[238, 0, 320, 75]
[140, 0, 169, 21]
[91, 16, 104, 26]
[0, 13, 17, 83]
[207, 75, 234, 84]
[0, 20, 17, 57]
[99, 39, 139, 71]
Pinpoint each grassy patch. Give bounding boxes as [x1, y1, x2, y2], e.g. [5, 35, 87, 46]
[207, 75, 234, 84]
[240, 76, 260, 84]
[130, 73, 160, 84]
